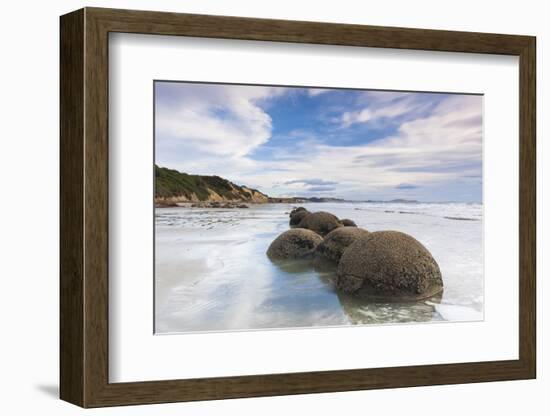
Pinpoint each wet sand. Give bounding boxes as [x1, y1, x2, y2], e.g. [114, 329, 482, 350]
[155, 202, 483, 334]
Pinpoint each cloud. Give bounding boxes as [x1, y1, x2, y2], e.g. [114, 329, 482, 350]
[155, 83, 286, 158]
[338, 91, 437, 128]
[307, 88, 330, 97]
[307, 186, 336, 192]
[283, 178, 338, 186]
[341, 109, 372, 128]
[276, 178, 339, 196]
[395, 184, 418, 189]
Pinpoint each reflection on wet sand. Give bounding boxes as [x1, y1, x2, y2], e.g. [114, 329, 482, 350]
[270, 256, 444, 326]
[336, 290, 444, 325]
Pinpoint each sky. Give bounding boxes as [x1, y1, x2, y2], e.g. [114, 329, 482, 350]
[155, 81, 483, 202]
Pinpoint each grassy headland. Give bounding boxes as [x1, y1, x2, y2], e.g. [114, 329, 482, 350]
[155, 165, 269, 204]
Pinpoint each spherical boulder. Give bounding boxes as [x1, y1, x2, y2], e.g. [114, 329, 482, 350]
[267, 228, 323, 260]
[315, 227, 370, 263]
[336, 231, 443, 301]
[289, 209, 310, 226]
[340, 219, 357, 227]
[297, 211, 342, 236]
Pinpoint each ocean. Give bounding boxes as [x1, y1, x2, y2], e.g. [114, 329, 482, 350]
[154, 202, 483, 334]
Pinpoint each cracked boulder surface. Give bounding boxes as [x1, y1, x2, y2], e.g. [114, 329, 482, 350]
[336, 230, 443, 301]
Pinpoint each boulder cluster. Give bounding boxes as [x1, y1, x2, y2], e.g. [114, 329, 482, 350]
[267, 207, 444, 301]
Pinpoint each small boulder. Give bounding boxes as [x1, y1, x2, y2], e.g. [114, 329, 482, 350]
[297, 211, 342, 236]
[336, 231, 443, 301]
[340, 219, 357, 227]
[289, 209, 310, 226]
[267, 228, 323, 260]
[315, 227, 370, 263]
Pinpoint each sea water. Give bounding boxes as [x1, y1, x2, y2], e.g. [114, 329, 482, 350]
[155, 202, 483, 334]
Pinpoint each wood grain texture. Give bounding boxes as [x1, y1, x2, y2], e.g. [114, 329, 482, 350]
[88, 7, 532, 54]
[83, 10, 110, 406]
[59, 7, 537, 408]
[59, 8, 84, 407]
[518, 38, 536, 376]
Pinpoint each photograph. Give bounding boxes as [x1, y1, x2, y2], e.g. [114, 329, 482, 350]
[153, 81, 484, 334]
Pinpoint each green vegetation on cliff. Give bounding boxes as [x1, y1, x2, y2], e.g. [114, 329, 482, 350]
[155, 165, 268, 202]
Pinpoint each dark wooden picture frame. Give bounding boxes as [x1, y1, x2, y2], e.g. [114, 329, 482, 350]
[60, 7, 536, 408]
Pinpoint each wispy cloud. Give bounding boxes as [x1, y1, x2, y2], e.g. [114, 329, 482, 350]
[283, 179, 338, 186]
[341, 108, 372, 128]
[308, 186, 337, 192]
[339, 91, 437, 128]
[396, 184, 419, 189]
[307, 88, 330, 97]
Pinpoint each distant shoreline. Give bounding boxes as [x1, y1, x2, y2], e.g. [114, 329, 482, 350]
[155, 199, 481, 209]
[155, 165, 482, 206]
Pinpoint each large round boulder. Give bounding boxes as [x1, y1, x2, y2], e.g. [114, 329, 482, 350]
[289, 209, 310, 226]
[315, 227, 370, 263]
[340, 219, 357, 227]
[336, 231, 443, 301]
[297, 211, 342, 236]
[267, 228, 323, 260]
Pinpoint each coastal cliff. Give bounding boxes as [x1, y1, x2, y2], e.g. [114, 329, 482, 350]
[155, 165, 269, 204]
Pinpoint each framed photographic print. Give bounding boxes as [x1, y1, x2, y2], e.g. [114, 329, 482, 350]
[60, 7, 536, 408]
